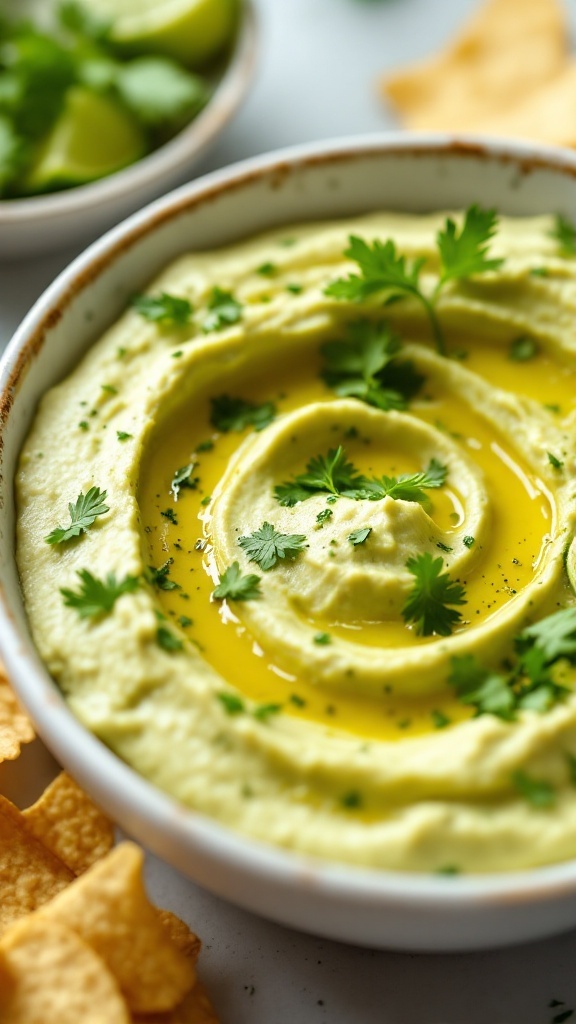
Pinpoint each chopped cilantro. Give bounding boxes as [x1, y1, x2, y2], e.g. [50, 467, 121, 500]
[436, 865, 460, 876]
[448, 608, 576, 719]
[161, 508, 178, 524]
[436, 205, 503, 286]
[61, 569, 139, 618]
[196, 439, 214, 452]
[314, 632, 331, 645]
[178, 615, 193, 628]
[341, 790, 362, 809]
[512, 769, 555, 808]
[101, 383, 117, 394]
[463, 535, 475, 548]
[289, 693, 306, 707]
[402, 552, 466, 637]
[78, 420, 89, 431]
[212, 562, 262, 601]
[316, 508, 333, 526]
[217, 692, 245, 715]
[148, 558, 180, 591]
[348, 527, 372, 546]
[256, 261, 276, 276]
[253, 702, 282, 721]
[548, 451, 564, 469]
[116, 431, 132, 441]
[238, 522, 307, 571]
[509, 336, 539, 361]
[115, 56, 208, 128]
[431, 709, 451, 729]
[156, 625, 183, 652]
[550, 214, 576, 256]
[132, 292, 192, 326]
[320, 319, 424, 411]
[45, 486, 109, 545]
[286, 283, 303, 294]
[210, 395, 276, 433]
[202, 287, 242, 332]
[200, 495, 211, 507]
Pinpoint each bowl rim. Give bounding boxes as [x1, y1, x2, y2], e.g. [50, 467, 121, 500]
[5, 132, 576, 911]
[0, 0, 258, 223]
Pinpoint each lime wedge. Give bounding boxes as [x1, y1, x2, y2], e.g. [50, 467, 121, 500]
[25, 87, 146, 191]
[77, 0, 238, 67]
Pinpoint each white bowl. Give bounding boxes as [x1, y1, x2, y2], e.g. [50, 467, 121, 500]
[4, 135, 576, 952]
[0, 1, 257, 259]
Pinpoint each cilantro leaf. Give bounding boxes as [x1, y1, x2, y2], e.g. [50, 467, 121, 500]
[132, 292, 192, 326]
[58, 1, 112, 41]
[402, 553, 466, 636]
[202, 287, 242, 332]
[449, 656, 515, 720]
[212, 562, 262, 601]
[320, 319, 424, 410]
[156, 625, 183, 652]
[348, 527, 372, 546]
[61, 569, 139, 618]
[550, 214, 576, 256]
[45, 486, 109, 545]
[238, 522, 307, 571]
[147, 558, 180, 591]
[516, 607, 576, 663]
[436, 205, 503, 286]
[325, 206, 504, 357]
[217, 691, 245, 715]
[210, 395, 276, 433]
[352, 458, 447, 504]
[275, 445, 364, 506]
[324, 236, 446, 353]
[509, 336, 539, 362]
[512, 769, 555, 808]
[116, 57, 208, 127]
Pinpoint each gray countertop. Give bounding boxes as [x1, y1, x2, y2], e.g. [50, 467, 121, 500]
[2, 2, 576, 1020]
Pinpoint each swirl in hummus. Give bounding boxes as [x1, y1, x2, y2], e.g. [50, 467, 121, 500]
[16, 211, 576, 873]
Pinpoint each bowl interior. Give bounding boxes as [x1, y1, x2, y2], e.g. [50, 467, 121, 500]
[4, 136, 576, 951]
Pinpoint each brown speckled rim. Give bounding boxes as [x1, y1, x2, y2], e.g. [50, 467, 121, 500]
[4, 135, 576, 949]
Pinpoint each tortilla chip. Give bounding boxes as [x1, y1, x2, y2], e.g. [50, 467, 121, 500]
[0, 670, 34, 763]
[34, 842, 196, 1014]
[131, 981, 220, 1024]
[0, 794, 74, 933]
[157, 909, 202, 963]
[0, 917, 130, 1023]
[468, 61, 576, 146]
[382, 0, 568, 131]
[22, 771, 114, 875]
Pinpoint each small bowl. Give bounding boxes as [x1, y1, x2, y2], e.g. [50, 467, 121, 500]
[3, 135, 576, 952]
[0, 1, 257, 259]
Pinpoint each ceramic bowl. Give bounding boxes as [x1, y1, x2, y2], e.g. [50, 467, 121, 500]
[0, 1, 257, 259]
[3, 135, 576, 952]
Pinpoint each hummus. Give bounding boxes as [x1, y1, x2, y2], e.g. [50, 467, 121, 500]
[16, 211, 576, 873]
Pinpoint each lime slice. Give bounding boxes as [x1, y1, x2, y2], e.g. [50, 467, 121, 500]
[77, 0, 238, 67]
[25, 87, 146, 192]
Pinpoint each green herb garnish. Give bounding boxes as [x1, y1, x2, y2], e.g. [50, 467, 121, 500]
[238, 522, 307, 571]
[550, 214, 576, 256]
[171, 462, 199, 498]
[548, 452, 564, 469]
[320, 319, 424, 411]
[402, 552, 466, 637]
[61, 569, 139, 618]
[217, 692, 245, 715]
[202, 287, 242, 332]
[348, 527, 372, 546]
[45, 486, 109, 545]
[156, 625, 183, 652]
[210, 395, 276, 433]
[212, 562, 262, 601]
[325, 205, 503, 356]
[512, 769, 555, 808]
[148, 558, 180, 591]
[132, 292, 192, 326]
[116, 431, 132, 441]
[509, 336, 539, 361]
